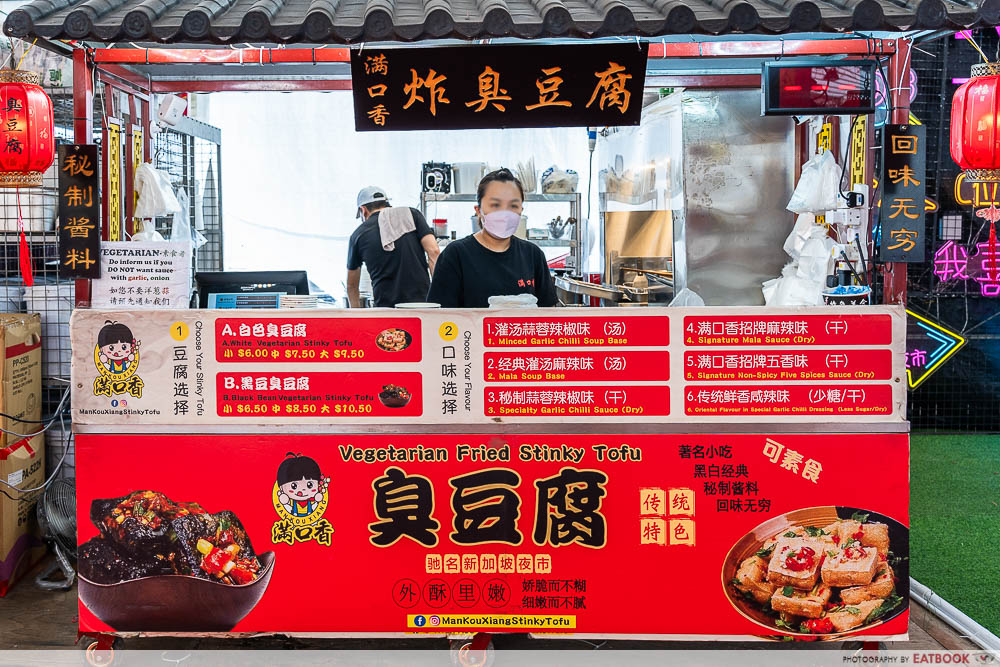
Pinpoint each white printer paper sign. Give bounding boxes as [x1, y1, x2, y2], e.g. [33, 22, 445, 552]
[90, 241, 192, 309]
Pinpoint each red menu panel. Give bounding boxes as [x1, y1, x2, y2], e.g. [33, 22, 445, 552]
[484, 386, 669, 417]
[216, 371, 422, 417]
[683, 349, 893, 381]
[682, 315, 892, 347]
[485, 351, 669, 383]
[216, 318, 422, 363]
[483, 317, 669, 348]
[684, 384, 893, 416]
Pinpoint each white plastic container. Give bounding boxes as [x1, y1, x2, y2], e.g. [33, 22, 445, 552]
[452, 162, 485, 194]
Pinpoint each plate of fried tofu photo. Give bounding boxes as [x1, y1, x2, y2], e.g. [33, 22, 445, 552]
[721, 506, 908, 639]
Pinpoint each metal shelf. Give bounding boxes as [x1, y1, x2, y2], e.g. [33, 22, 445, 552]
[422, 192, 581, 203]
[530, 238, 578, 247]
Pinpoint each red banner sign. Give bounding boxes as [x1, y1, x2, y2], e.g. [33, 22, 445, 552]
[684, 385, 894, 416]
[483, 316, 670, 348]
[76, 432, 909, 638]
[216, 372, 423, 418]
[484, 385, 670, 417]
[684, 349, 893, 382]
[216, 317, 422, 363]
[683, 315, 892, 347]
[485, 351, 670, 383]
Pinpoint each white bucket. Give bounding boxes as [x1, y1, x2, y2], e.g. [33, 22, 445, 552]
[452, 162, 485, 194]
[24, 283, 74, 380]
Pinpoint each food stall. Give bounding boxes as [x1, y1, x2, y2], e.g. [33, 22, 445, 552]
[0, 0, 950, 648]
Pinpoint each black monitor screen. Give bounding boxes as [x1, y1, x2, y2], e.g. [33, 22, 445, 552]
[195, 271, 309, 309]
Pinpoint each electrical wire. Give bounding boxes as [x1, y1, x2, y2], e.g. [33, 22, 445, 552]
[0, 386, 70, 439]
[15, 37, 36, 71]
[0, 406, 71, 501]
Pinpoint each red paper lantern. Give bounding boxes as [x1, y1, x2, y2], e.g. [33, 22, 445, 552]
[0, 70, 54, 187]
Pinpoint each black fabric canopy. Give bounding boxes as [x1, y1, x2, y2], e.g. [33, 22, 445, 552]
[3, 0, 997, 44]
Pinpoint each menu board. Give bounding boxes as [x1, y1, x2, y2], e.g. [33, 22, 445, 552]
[70, 307, 906, 426]
[76, 431, 909, 639]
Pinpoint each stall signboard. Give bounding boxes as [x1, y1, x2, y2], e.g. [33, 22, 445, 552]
[76, 431, 909, 638]
[57, 144, 100, 279]
[90, 241, 192, 309]
[880, 125, 926, 263]
[350, 43, 647, 131]
[70, 307, 907, 426]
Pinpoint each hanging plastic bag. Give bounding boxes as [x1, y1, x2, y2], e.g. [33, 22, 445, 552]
[797, 235, 836, 283]
[763, 263, 824, 306]
[171, 188, 207, 249]
[783, 213, 828, 260]
[134, 163, 182, 219]
[787, 150, 841, 214]
[668, 288, 705, 307]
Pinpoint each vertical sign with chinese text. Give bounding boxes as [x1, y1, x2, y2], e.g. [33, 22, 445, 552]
[350, 44, 648, 131]
[881, 125, 926, 262]
[106, 118, 124, 242]
[57, 144, 100, 279]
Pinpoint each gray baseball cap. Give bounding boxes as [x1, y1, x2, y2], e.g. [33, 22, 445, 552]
[356, 186, 389, 218]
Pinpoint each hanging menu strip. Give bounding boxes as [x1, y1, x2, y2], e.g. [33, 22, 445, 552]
[682, 314, 892, 346]
[683, 349, 892, 382]
[483, 316, 670, 347]
[485, 350, 670, 382]
[216, 317, 422, 362]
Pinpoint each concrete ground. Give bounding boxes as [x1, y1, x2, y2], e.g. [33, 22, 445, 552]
[0, 558, 980, 652]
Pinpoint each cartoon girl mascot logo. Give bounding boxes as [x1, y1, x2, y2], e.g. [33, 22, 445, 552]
[271, 452, 334, 547]
[93, 321, 144, 399]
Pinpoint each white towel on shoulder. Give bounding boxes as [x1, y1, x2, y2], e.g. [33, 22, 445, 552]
[378, 207, 416, 251]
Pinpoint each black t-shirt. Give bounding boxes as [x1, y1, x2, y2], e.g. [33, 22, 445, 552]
[426, 235, 557, 308]
[347, 208, 433, 308]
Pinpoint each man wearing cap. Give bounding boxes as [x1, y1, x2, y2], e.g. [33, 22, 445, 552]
[346, 186, 440, 308]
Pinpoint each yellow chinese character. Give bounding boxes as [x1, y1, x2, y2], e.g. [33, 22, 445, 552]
[62, 154, 95, 177]
[64, 248, 95, 270]
[888, 229, 918, 252]
[425, 554, 443, 574]
[534, 554, 552, 574]
[669, 519, 695, 546]
[889, 198, 920, 220]
[367, 84, 387, 98]
[640, 488, 666, 516]
[367, 104, 390, 127]
[586, 62, 632, 114]
[63, 216, 94, 239]
[802, 459, 822, 484]
[63, 185, 94, 208]
[668, 488, 695, 517]
[526, 67, 573, 111]
[888, 165, 920, 187]
[466, 66, 512, 112]
[891, 135, 917, 155]
[640, 518, 666, 546]
[365, 54, 389, 76]
[403, 69, 450, 116]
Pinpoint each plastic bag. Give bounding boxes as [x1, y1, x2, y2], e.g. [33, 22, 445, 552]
[763, 263, 824, 306]
[797, 235, 836, 283]
[134, 163, 182, 218]
[170, 189, 208, 249]
[787, 150, 841, 214]
[132, 227, 165, 242]
[668, 288, 705, 307]
[488, 293, 538, 309]
[783, 213, 829, 260]
[541, 166, 579, 194]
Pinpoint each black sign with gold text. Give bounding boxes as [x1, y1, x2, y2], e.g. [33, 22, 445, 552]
[880, 125, 926, 263]
[351, 44, 648, 131]
[58, 144, 101, 278]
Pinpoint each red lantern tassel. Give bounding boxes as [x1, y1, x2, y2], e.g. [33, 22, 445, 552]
[990, 219, 998, 283]
[16, 188, 33, 287]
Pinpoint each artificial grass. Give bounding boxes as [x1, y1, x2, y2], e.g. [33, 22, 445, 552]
[910, 433, 1000, 636]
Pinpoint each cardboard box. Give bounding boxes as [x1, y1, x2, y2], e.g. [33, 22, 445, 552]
[0, 314, 41, 447]
[0, 433, 46, 596]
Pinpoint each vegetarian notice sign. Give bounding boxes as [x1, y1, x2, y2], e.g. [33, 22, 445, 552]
[90, 241, 192, 309]
[76, 432, 909, 639]
[70, 307, 907, 426]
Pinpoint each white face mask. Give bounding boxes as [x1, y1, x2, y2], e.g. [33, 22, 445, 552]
[481, 210, 520, 239]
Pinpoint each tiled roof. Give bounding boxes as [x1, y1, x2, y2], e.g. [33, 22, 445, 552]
[3, 0, 995, 43]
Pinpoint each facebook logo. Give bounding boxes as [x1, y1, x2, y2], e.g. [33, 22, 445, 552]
[413, 615, 427, 627]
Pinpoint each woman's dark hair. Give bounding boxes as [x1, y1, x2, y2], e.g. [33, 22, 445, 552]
[98, 321, 133, 347]
[476, 168, 524, 206]
[277, 452, 322, 485]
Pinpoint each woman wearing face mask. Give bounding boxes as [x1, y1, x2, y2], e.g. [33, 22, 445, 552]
[427, 168, 557, 308]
